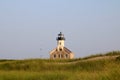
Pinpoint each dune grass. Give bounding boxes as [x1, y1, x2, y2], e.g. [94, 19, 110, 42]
[0, 51, 120, 80]
[83, 51, 120, 59]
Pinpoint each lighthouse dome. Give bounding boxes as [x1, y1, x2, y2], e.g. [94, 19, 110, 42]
[56, 32, 65, 40]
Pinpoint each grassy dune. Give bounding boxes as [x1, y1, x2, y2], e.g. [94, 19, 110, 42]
[0, 51, 120, 80]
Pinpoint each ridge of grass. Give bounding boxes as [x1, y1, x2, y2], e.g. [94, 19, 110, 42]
[0, 51, 120, 80]
[83, 51, 120, 59]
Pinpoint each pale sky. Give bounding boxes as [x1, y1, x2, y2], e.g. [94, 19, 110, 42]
[0, 0, 120, 59]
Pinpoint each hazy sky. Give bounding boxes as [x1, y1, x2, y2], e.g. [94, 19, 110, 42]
[0, 0, 120, 59]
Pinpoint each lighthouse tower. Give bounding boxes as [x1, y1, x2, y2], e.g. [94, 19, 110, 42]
[50, 32, 74, 59]
[56, 32, 65, 51]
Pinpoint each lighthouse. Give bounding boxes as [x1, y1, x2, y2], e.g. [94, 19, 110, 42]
[50, 32, 74, 59]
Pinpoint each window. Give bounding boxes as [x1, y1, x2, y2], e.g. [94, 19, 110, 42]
[60, 42, 61, 45]
[61, 54, 63, 58]
[54, 54, 56, 58]
[58, 54, 61, 58]
[59, 48, 62, 51]
[65, 54, 68, 58]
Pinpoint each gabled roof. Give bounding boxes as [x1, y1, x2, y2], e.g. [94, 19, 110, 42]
[50, 48, 56, 54]
[64, 47, 72, 53]
[50, 47, 72, 55]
